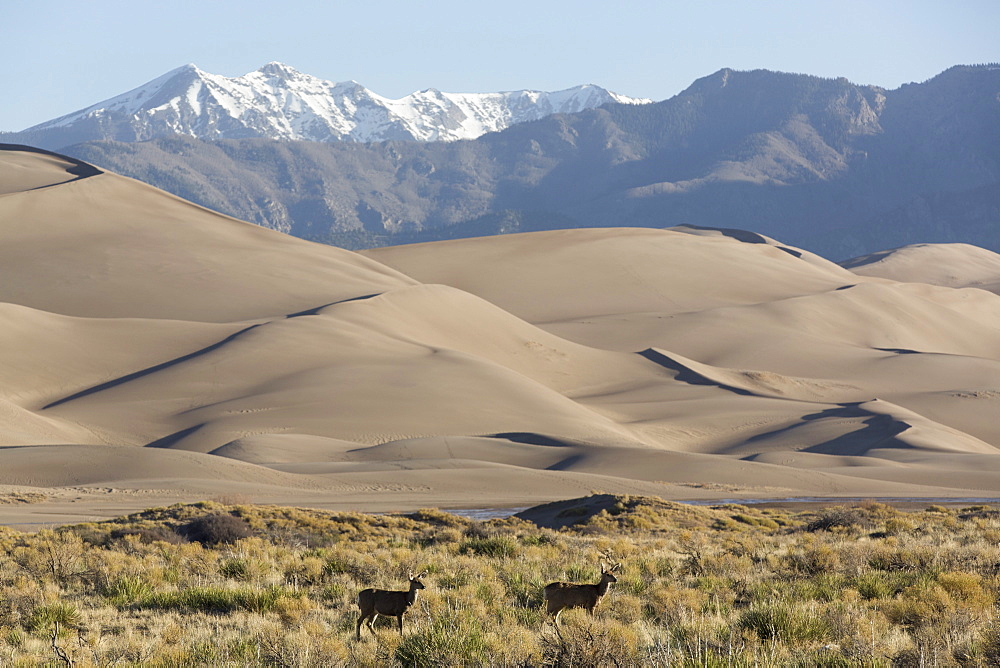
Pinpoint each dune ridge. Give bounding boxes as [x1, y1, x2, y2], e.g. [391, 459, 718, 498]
[840, 243, 1000, 294]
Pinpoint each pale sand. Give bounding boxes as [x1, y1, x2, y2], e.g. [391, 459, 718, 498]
[841, 242, 1000, 294]
[3, 146, 1000, 529]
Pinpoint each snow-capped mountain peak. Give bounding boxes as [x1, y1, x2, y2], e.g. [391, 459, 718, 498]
[19, 63, 651, 145]
[256, 61, 299, 77]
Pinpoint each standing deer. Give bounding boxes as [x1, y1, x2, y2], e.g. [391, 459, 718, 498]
[356, 571, 427, 641]
[543, 562, 621, 625]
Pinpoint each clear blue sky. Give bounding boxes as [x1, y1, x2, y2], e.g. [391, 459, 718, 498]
[4, 0, 998, 132]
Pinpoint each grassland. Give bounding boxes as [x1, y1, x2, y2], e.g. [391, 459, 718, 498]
[1, 494, 999, 666]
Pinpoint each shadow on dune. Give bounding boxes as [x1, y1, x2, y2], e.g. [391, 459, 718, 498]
[637, 348, 753, 395]
[145, 424, 205, 449]
[0, 144, 103, 187]
[489, 432, 578, 447]
[675, 224, 803, 257]
[798, 413, 911, 456]
[284, 294, 381, 318]
[43, 324, 264, 409]
[739, 403, 911, 459]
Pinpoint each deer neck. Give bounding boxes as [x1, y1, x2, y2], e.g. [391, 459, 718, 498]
[406, 585, 421, 605]
[597, 578, 614, 596]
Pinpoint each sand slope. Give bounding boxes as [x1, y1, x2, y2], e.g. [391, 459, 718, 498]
[841, 243, 1000, 294]
[0, 150, 413, 321]
[364, 226, 861, 326]
[3, 145, 1000, 526]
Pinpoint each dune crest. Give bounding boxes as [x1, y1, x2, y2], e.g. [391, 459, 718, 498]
[841, 243, 1000, 294]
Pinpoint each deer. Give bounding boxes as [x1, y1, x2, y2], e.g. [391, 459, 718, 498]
[543, 561, 621, 625]
[356, 571, 427, 641]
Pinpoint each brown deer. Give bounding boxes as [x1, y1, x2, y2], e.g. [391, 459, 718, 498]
[543, 562, 621, 625]
[356, 571, 427, 641]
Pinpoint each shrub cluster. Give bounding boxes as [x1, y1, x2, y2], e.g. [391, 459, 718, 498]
[0, 497, 998, 666]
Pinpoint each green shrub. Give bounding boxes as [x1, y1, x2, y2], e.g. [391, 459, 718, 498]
[395, 614, 490, 667]
[854, 571, 900, 600]
[25, 602, 81, 635]
[737, 603, 831, 643]
[563, 563, 597, 583]
[135, 586, 293, 613]
[520, 532, 556, 546]
[4, 627, 24, 648]
[219, 557, 252, 580]
[499, 570, 545, 609]
[458, 535, 518, 559]
[103, 575, 155, 605]
[435, 570, 474, 590]
[791, 574, 845, 603]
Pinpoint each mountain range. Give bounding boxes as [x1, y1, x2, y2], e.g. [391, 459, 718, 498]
[2, 62, 646, 147]
[6, 63, 1000, 259]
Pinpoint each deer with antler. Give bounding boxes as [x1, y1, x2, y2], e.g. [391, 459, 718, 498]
[543, 561, 621, 625]
[356, 571, 427, 641]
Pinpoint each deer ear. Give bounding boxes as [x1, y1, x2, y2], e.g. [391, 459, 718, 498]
[418, 571, 428, 578]
[408, 571, 414, 579]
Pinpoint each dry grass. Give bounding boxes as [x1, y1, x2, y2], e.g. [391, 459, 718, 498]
[0, 492, 48, 505]
[1, 496, 999, 666]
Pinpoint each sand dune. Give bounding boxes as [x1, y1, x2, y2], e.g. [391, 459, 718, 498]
[38, 285, 655, 453]
[2, 145, 1000, 527]
[0, 149, 413, 321]
[0, 443, 331, 489]
[841, 243, 1000, 294]
[363, 226, 860, 325]
[0, 145, 101, 193]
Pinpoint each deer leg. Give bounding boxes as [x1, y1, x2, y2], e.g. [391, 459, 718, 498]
[397, 614, 404, 634]
[356, 613, 371, 641]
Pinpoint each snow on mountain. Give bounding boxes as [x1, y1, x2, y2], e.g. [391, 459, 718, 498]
[22, 63, 651, 144]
